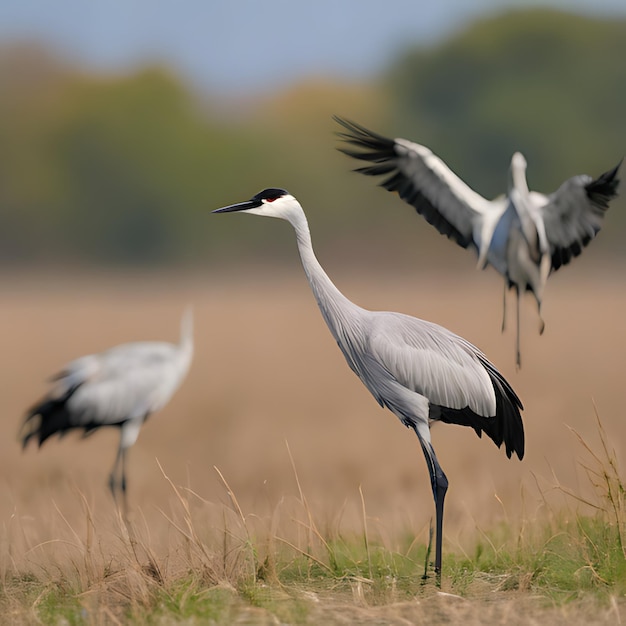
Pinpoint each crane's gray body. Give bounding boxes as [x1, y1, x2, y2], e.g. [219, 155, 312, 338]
[336, 117, 620, 367]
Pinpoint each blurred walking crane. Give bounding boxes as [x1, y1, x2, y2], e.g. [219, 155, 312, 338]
[214, 189, 524, 583]
[21, 308, 194, 513]
[334, 117, 621, 367]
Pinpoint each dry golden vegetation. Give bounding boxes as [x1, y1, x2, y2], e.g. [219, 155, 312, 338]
[1, 259, 625, 623]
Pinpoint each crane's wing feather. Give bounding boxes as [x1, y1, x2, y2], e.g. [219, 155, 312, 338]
[21, 341, 186, 447]
[542, 161, 620, 271]
[66, 342, 183, 422]
[334, 117, 498, 250]
[367, 314, 495, 414]
[467, 353, 524, 459]
[360, 313, 524, 459]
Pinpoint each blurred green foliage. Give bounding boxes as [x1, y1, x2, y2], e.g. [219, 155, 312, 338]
[385, 10, 626, 198]
[0, 9, 624, 267]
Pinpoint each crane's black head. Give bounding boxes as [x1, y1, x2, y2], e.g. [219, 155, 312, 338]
[213, 188, 290, 213]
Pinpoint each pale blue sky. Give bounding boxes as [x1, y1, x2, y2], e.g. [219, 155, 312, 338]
[1, 1, 625, 94]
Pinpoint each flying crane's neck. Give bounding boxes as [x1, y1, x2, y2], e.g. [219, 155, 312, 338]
[510, 153, 529, 196]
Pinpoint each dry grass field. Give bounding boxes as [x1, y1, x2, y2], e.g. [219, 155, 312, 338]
[1, 260, 625, 623]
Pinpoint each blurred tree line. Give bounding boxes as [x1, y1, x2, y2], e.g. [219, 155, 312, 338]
[0, 9, 624, 268]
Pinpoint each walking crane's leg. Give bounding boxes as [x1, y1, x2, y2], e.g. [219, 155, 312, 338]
[110, 420, 141, 517]
[109, 441, 124, 510]
[109, 443, 130, 517]
[119, 446, 130, 517]
[417, 436, 448, 587]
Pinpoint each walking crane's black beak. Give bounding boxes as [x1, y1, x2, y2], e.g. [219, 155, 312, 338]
[213, 198, 261, 213]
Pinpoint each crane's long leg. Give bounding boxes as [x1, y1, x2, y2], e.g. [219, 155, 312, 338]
[120, 446, 129, 517]
[109, 437, 130, 518]
[422, 520, 434, 581]
[537, 298, 545, 336]
[109, 442, 124, 509]
[111, 418, 143, 517]
[417, 436, 448, 586]
[501, 282, 507, 333]
[515, 285, 521, 369]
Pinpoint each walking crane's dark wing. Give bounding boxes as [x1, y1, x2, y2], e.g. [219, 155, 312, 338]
[21, 382, 85, 448]
[334, 116, 497, 251]
[542, 161, 620, 271]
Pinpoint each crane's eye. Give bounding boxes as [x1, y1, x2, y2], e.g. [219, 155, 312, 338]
[265, 197, 278, 203]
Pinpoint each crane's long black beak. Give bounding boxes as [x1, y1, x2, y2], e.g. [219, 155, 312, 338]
[213, 199, 260, 214]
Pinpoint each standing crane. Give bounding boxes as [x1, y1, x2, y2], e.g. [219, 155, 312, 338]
[21, 308, 194, 513]
[213, 189, 524, 583]
[334, 117, 621, 367]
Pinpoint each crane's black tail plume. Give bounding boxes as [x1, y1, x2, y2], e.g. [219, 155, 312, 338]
[436, 356, 524, 461]
[21, 386, 80, 449]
